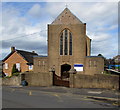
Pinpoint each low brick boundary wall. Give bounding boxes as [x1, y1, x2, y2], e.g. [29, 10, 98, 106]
[24, 72, 53, 87]
[70, 74, 120, 90]
[2, 72, 119, 90]
[2, 75, 21, 86]
[2, 72, 53, 87]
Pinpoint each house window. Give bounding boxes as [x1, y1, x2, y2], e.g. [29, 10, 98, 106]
[43, 61, 45, 66]
[38, 61, 41, 66]
[5, 73, 8, 76]
[89, 60, 92, 67]
[89, 60, 97, 67]
[29, 65, 33, 70]
[94, 61, 97, 67]
[60, 29, 72, 55]
[16, 63, 20, 71]
[5, 63, 8, 69]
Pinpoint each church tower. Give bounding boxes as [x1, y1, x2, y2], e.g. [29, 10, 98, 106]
[48, 8, 91, 76]
[34, 8, 104, 77]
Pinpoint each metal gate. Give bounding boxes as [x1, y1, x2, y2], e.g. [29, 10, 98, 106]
[53, 73, 69, 87]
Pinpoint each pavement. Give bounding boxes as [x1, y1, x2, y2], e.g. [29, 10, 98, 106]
[5, 85, 120, 106]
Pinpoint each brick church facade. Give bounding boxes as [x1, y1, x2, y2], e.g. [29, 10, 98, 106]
[34, 8, 104, 76]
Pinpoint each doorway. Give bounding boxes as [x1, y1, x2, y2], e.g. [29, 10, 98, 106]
[61, 64, 71, 79]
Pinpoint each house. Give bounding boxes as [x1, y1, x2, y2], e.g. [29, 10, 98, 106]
[2, 47, 38, 76]
[34, 8, 104, 77]
[113, 55, 120, 64]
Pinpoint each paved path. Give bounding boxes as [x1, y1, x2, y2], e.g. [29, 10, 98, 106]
[2, 86, 119, 109]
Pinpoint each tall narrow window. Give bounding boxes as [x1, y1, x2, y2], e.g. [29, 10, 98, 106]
[69, 32, 72, 55]
[89, 60, 92, 67]
[16, 63, 20, 71]
[5, 63, 8, 69]
[64, 29, 68, 55]
[60, 33, 63, 55]
[60, 29, 72, 56]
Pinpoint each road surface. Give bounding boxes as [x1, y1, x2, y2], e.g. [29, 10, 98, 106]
[2, 86, 119, 109]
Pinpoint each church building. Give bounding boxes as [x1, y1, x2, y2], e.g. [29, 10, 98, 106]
[34, 8, 104, 77]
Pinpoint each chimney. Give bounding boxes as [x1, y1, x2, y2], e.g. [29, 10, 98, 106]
[11, 46, 15, 52]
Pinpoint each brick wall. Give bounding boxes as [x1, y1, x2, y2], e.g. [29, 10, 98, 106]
[24, 72, 53, 87]
[34, 57, 48, 73]
[70, 73, 119, 90]
[84, 56, 104, 75]
[2, 75, 21, 86]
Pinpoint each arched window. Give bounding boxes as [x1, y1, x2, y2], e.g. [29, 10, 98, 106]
[60, 29, 72, 55]
[64, 29, 68, 55]
[60, 33, 63, 55]
[69, 32, 72, 55]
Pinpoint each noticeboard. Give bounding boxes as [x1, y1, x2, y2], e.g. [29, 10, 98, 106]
[74, 64, 83, 71]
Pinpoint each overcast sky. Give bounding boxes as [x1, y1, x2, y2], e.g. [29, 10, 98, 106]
[1, 1, 119, 60]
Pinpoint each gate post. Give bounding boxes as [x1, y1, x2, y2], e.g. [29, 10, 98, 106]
[69, 69, 77, 88]
[70, 73, 74, 88]
[49, 67, 55, 86]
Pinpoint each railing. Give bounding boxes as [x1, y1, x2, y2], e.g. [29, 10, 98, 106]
[106, 69, 120, 74]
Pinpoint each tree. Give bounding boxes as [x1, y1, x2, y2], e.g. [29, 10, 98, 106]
[12, 64, 18, 74]
[98, 54, 104, 58]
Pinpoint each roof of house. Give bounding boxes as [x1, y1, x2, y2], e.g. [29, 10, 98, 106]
[113, 55, 120, 59]
[52, 8, 83, 24]
[2, 49, 38, 64]
[33, 55, 48, 57]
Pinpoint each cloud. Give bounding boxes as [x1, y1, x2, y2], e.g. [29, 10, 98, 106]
[1, 2, 118, 59]
[1, 3, 48, 59]
[43, 2, 118, 58]
[27, 4, 42, 18]
[2, 38, 47, 55]
[45, 2, 65, 18]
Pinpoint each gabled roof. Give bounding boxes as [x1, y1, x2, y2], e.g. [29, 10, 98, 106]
[16, 50, 38, 64]
[52, 8, 83, 24]
[2, 51, 15, 62]
[2, 49, 38, 64]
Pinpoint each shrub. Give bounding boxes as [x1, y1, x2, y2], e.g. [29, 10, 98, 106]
[12, 64, 19, 75]
[12, 72, 20, 76]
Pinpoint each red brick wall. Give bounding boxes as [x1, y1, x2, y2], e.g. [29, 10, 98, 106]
[3, 52, 29, 76]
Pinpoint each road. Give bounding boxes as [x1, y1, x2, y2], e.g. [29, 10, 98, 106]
[2, 86, 119, 109]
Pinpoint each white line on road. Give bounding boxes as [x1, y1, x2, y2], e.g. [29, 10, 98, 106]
[88, 91, 102, 94]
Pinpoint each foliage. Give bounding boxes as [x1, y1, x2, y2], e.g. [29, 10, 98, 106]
[0, 73, 2, 77]
[4, 76, 12, 78]
[98, 54, 104, 57]
[12, 64, 19, 74]
[12, 72, 20, 76]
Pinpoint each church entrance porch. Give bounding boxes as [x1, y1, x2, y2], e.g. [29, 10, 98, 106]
[52, 64, 71, 87]
[61, 64, 71, 79]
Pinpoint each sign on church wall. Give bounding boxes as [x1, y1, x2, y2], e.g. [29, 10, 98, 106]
[74, 64, 83, 71]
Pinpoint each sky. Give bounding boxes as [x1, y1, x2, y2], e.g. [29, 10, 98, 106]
[0, 0, 119, 60]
